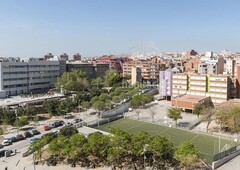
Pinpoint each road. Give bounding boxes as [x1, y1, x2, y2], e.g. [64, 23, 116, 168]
[100, 102, 129, 118]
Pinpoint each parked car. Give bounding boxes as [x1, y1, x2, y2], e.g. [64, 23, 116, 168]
[64, 114, 73, 119]
[53, 121, 61, 127]
[43, 125, 50, 131]
[29, 137, 41, 144]
[0, 144, 4, 149]
[16, 134, 25, 141]
[31, 129, 41, 135]
[23, 131, 33, 138]
[2, 139, 12, 146]
[52, 129, 60, 134]
[59, 120, 65, 126]
[0, 150, 6, 157]
[48, 123, 56, 129]
[65, 122, 73, 127]
[9, 136, 18, 142]
[73, 118, 82, 124]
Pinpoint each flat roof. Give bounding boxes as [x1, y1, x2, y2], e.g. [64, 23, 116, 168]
[173, 95, 208, 102]
[0, 93, 65, 107]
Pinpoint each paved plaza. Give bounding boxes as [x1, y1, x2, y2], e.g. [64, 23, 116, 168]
[125, 100, 198, 127]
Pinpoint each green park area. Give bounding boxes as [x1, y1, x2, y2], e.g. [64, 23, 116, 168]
[97, 118, 239, 164]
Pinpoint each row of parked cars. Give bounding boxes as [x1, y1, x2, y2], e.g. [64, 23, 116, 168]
[43, 120, 65, 131]
[43, 118, 83, 131]
[1, 129, 41, 147]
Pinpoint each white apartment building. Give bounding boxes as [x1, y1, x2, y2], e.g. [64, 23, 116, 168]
[0, 57, 60, 98]
[198, 57, 225, 75]
[208, 75, 229, 104]
[172, 74, 188, 97]
[172, 73, 230, 105]
[223, 59, 235, 76]
[188, 74, 207, 96]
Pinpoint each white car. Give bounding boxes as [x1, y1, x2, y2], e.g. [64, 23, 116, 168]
[2, 139, 12, 146]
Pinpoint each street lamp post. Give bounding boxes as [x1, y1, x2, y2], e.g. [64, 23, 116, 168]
[15, 110, 19, 135]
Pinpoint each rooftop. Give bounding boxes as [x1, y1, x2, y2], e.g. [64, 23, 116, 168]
[173, 95, 208, 102]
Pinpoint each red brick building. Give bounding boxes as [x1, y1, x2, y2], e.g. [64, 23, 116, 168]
[171, 95, 211, 110]
[94, 55, 128, 73]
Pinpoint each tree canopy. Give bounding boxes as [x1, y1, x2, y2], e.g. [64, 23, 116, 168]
[55, 70, 89, 92]
[104, 70, 122, 87]
[131, 94, 153, 109]
[174, 141, 200, 169]
[215, 105, 240, 134]
[167, 107, 182, 124]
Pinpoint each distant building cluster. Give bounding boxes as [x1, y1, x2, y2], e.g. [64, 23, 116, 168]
[1, 49, 240, 107]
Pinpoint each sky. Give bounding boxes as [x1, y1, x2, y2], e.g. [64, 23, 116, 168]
[0, 0, 240, 58]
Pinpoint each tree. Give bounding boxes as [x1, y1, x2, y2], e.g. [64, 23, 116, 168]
[0, 127, 3, 135]
[112, 96, 121, 103]
[85, 132, 110, 162]
[167, 107, 182, 124]
[55, 70, 88, 92]
[193, 104, 203, 119]
[65, 134, 87, 163]
[49, 135, 68, 156]
[91, 77, 104, 89]
[59, 126, 78, 138]
[174, 141, 200, 169]
[215, 105, 240, 134]
[42, 99, 60, 116]
[99, 93, 110, 102]
[135, 110, 141, 120]
[149, 135, 174, 168]
[131, 132, 151, 156]
[1, 109, 16, 125]
[81, 101, 91, 111]
[104, 70, 122, 87]
[131, 94, 153, 109]
[30, 139, 45, 161]
[149, 108, 156, 123]
[108, 128, 132, 168]
[92, 101, 106, 112]
[14, 116, 28, 127]
[55, 98, 77, 116]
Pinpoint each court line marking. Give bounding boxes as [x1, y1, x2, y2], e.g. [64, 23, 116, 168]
[190, 134, 200, 141]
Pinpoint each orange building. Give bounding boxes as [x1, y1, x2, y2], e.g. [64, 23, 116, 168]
[185, 57, 200, 73]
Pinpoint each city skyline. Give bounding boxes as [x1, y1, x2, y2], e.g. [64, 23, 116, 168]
[0, 0, 240, 57]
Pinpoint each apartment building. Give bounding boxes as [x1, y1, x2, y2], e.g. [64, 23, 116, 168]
[94, 55, 123, 73]
[0, 57, 60, 98]
[66, 62, 109, 79]
[185, 57, 200, 73]
[208, 75, 230, 104]
[198, 57, 225, 74]
[131, 67, 142, 85]
[188, 74, 207, 96]
[172, 73, 230, 105]
[123, 59, 161, 84]
[172, 74, 188, 97]
[159, 70, 172, 98]
[223, 59, 235, 76]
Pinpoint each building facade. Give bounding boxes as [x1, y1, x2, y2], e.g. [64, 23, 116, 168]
[159, 70, 172, 97]
[123, 59, 161, 84]
[172, 74, 188, 97]
[131, 67, 142, 85]
[66, 62, 109, 79]
[0, 57, 60, 98]
[172, 73, 230, 105]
